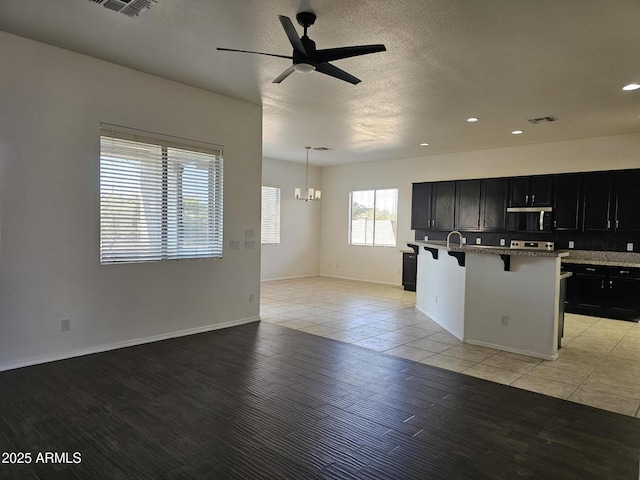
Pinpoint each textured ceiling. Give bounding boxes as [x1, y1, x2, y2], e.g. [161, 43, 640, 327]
[1, 0, 640, 166]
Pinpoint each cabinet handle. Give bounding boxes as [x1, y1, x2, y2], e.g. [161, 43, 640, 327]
[532, 194, 536, 204]
[620, 270, 630, 274]
[586, 268, 596, 272]
[525, 194, 529, 204]
[609, 280, 613, 289]
[607, 220, 611, 229]
[616, 219, 619, 229]
[601, 280, 605, 289]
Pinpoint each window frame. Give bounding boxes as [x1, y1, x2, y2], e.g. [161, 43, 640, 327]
[348, 187, 399, 247]
[99, 125, 224, 265]
[261, 185, 281, 245]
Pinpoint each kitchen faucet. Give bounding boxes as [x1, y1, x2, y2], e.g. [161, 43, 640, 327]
[446, 230, 463, 249]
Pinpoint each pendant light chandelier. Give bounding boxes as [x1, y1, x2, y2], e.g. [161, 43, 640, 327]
[294, 146, 321, 201]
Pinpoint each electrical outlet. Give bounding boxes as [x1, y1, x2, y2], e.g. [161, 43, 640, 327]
[475, 237, 482, 245]
[245, 240, 255, 249]
[61, 319, 70, 332]
[245, 229, 254, 239]
[249, 293, 254, 303]
[462, 237, 467, 244]
[435, 295, 438, 303]
[568, 241, 575, 249]
[500, 239, 506, 246]
[501, 315, 509, 326]
[627, 243, 634, 252]
[230, 240, 240, 249]
[424, 236, 428, 241]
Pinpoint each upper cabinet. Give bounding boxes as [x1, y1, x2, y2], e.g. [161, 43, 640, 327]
[455, 179, 482, 231]
[411, 182, 433, 230]
[553, 174, 581, 231]
[582, 172, 612, 232]
[614, 170, 640, 232]
[411, 181, 455, 231]
[508, 176, 552, 207]
[481, 178, 508, 231]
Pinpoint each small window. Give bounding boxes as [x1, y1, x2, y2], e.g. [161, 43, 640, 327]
[349, 188, 398, 247]
[99, 127, 223, 264]
[261, 186, 281, 244]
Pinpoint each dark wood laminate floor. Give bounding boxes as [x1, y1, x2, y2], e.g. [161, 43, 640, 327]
[0, 321, 639, 479]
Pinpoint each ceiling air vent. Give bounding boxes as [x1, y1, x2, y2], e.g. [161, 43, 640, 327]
[528, 116, 557, 124]
[90, 0, 156, 17]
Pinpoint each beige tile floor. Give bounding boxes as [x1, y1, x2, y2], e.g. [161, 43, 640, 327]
[260, 276, 640, 418]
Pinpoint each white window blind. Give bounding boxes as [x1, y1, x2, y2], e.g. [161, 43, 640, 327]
[100, 128, 223, 264]
[261, 186, 281, 244]
[349, 188, 398, 247]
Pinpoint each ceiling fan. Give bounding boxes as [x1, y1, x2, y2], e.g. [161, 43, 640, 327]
[217, 11, 386, 85]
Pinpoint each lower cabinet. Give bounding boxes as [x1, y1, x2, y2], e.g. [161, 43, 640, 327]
[563, 263, 640, 321]
[402, 251, 417, 291]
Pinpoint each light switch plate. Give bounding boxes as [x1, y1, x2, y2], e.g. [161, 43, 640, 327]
[475, 238, 482, 245]
[500, 239, 506, 246]
[462, 237, 467, 244]
[568, 241, 575, 249]
[627, 243, 634, 251]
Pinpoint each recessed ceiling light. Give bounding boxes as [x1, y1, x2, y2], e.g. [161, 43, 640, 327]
[420, 143, 430, 146]
[622, 83, 640, 91]
[512, 130, 524, 135]
[467, 117, 479, 123]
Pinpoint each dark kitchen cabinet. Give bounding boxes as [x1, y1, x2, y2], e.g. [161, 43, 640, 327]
[582, 172, 612, 232]
[553, 174, 581, 231]
[411, 181, 455, 231]
[563, 263, 640, 321]
[614, 170, 640, 232]
[455, 180, 482, 231]
[481, 178, 508, 231]
[411, 182, 433, 229]
[432, 181, 456, 230]
[508, 175, 552, 207]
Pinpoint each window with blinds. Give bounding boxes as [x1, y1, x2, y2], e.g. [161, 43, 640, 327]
[261, 186, 281, 244]
[349, 188, 398, 247]
[99, 127, 223, 264]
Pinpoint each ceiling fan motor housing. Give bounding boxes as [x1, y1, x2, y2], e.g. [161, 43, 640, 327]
[296, 11, 316, 27]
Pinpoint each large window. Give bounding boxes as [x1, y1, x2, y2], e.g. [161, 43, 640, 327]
[261, 185, 281, 244]
[349, 188, 398, 246]
[99, 127, 223, 264]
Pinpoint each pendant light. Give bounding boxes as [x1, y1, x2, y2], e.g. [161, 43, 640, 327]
[294, 146, 321, 201]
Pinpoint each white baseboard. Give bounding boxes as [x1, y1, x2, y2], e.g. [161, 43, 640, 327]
[464, 338, 559, 361]
[415, 304, 464, 340]
[0, 316, 260, 373]
[319, 274, 401, 287]
[261, 274, 319, 282]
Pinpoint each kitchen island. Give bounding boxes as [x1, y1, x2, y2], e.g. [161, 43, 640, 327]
[408, 240, 569, 360]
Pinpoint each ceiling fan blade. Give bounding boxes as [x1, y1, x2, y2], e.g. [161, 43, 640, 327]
[273, 66, 296, 83]
[315, 63, 361, 85]
[217, 48, 292, 60]
[278, 15, 307, 55]
[313, 44, 386, 63]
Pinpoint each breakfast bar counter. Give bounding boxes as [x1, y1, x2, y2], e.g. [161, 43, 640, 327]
[408, 240, 569, 360]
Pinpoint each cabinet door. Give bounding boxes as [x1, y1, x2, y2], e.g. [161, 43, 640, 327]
[481, 178, 507, 231]
[411, 183, 433, 229]
[575, 273, 608, 311]
[608, 277, 640, 319]
[553, 174, 580, 231]
[614, 170, 640, 232]
[582, 172, 612, 232]
[530, 176, 553, 206]
[508, 177, 529, 207]
[455, 180, 481, 231]
[432, 181, 456, 231]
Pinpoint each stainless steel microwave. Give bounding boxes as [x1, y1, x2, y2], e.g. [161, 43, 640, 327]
[506, 207, 553, 231]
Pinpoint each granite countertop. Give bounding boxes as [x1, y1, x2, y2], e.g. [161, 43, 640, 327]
[407, 240, 569, 258]
[561, 250, 640, 268]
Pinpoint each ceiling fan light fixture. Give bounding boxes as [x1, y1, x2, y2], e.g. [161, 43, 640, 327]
[294, 63, 315, 73]
[622, 83, 640, 91]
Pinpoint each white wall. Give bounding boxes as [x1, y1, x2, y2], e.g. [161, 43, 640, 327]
[0, 32, 263, 371]
[320, 134, 640, 284]
[261, 157, 321, 280]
